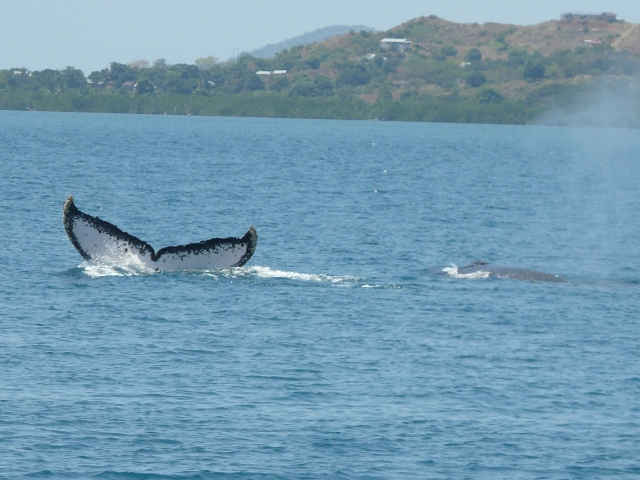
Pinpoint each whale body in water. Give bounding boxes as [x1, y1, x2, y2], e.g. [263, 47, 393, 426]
[449, 260, 565, 282]
[63, 196, 257, 270]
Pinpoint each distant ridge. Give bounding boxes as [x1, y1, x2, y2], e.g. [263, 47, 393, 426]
[249, 25, 376, 58]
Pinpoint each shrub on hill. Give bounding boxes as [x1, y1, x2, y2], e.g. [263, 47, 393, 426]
[135, 79, 154, 95]
[476, 88, 504, 103]
[441, 45, 458, 57]
[524, 62, 545, 81]
[335, 64, 371, 87]
[465, 48, 482, 63]
[466, 70, 487, 87]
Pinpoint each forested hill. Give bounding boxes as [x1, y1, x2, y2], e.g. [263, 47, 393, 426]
[2, 14, 640, 126]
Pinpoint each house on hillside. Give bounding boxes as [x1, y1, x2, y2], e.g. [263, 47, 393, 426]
[381, 38, 411, 52]
[255, 70, 287, 77]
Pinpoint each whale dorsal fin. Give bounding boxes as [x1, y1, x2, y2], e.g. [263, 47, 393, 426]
[471, 260, 489, 266]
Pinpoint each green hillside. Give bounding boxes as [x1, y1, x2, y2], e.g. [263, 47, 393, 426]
[2, 14, 640, 125]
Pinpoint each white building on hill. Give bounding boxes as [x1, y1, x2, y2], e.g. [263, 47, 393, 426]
[380, 38, 411, 52]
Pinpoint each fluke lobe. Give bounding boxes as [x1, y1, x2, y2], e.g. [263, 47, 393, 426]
[63, 196, 257, 270]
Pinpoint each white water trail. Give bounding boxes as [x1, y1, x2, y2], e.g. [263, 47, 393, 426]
[80, 261, 361, 284]
[219, 266, 361, 283]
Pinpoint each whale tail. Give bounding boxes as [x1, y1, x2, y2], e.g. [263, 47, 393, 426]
[63, 196, 257, 270]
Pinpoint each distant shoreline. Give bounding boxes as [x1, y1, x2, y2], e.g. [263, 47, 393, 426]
[0, 90, 536, 125]
[2, 15, 639, 127]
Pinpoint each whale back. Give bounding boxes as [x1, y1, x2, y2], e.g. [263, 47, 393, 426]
[457, 261, 565, 282]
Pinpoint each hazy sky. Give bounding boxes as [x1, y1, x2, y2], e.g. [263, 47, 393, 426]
[2, 0, 639, 74]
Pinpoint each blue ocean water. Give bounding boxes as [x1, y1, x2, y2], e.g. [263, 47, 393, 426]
[1, 111, 639, 479]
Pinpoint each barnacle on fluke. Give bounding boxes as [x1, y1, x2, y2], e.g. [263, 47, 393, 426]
[63, 196, 257, 270]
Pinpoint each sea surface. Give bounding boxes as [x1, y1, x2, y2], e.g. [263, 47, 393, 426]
[1, 111, 639, 479]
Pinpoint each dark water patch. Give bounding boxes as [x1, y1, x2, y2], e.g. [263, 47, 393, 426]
[24, 471, 57, 478]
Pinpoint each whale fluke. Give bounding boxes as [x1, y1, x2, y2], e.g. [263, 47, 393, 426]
[63, 196, 257, 270]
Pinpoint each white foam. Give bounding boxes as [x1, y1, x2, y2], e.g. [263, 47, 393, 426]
[239, 266, 360, 283]
[80, 250, 158, 277]
[361, 284, 405, 289]
[442, 264, 491, 279]
[81, 261, 156, 278]
[80, 261, 360, 284]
